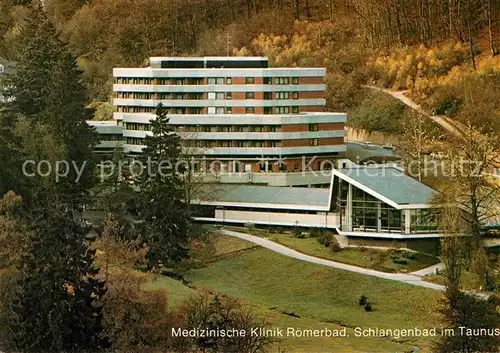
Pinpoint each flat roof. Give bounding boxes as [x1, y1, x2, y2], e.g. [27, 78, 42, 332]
[194, 167, 437, 211]
[196, 183, 330, 209]
[88, 121, 123, 134]
[332, 167, 437, 206]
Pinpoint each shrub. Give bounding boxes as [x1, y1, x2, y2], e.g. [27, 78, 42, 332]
[329, 236, 342, 252]
[485, 272, 497, 292]
[349, 92, 406, 134]
[359, 294, 367, 306]
[402, 251, 416, 260]
[317, 233, 333, 247]
[101, 268, 171, 353]
[373, 251, 389, 266]
[178, 292, 274, 353]
[392, 258, 408, 265]
[428, 84, 462, 116]
[364, 303, 373, 312]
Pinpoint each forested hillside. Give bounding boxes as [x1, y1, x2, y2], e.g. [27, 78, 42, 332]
[1, 0, 499, 131]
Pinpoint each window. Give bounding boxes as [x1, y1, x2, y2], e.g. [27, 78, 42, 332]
[246, 107, 255, 114]
[292, 77, 299, 84]
[275, 77, 290, 85]
[226, 92, 232, 100]
[310, 139, 319, 146]
[216, 92, 225, 100]
[245, 77, 255, 84]
[245, 92, 255, 99]
[216, 107, 225, 114]
[226, 77, 232, 85]
[276, 92, 289, 100]
[264, 107, 273, 114]
[264, 92, 272, 100]
[226, 107, 233, 114]
[292, 91, 299, 99]
[308, 123, 319, 131]
[274, 106, 289, 114]
[292, 106, 300, 113]
[208, 78, 225, 84]
[208, 107, 216, 114]
[264, 77, 272, 84]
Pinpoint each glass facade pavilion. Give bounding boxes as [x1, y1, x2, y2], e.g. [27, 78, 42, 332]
[331, 167, 440, 236]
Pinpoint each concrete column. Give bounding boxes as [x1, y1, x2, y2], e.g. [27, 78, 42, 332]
[377, 202, 382, 232]
[404, 209, 411, 234]
[346, 183, 352, 231]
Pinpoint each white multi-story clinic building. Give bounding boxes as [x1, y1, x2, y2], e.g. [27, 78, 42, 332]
[91, 57, 346, 185]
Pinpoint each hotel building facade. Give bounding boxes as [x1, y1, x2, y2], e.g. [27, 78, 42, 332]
[105, 57, 346, 179]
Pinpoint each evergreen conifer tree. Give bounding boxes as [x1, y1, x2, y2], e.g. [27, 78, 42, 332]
[4, 201, 107, 352]
[2, 4, 97, 206]
[138, 103, 190, 269]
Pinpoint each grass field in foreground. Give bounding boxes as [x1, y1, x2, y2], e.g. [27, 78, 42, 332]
[143, 275, 415, 352]
[228, 227, 439, 273]
[140, 235, 443, 352]
[183, 236, 443, 352]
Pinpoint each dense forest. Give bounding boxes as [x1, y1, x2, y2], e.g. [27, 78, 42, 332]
[0, 0, 499, 131]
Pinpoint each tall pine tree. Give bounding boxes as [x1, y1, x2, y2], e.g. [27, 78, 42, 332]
[3, 200, 107, 352]
[138, 103, 191, 270]
[0, 6, 107, 351]
[2, 4, 97, 207]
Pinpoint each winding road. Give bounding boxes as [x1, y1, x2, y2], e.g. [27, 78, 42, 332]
[220, 229, 446, 291]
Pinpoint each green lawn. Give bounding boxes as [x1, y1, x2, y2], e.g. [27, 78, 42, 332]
[213, 234, 258, 257]
[228, 227, 439, 273]
[142, 275, 196, 310]
[183, 236, 443, 352]
[140, 235, 443, 352]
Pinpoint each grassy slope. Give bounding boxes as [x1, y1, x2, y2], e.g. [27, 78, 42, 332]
[184, 238, 442, 352]
[140, 235, 443, 352]
[269, 233, 439, 272]
[213, 233, 258, 257]
[229, 227, 439, 273]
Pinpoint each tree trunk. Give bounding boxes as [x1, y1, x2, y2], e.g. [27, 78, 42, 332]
[457, 1, 465, 42]
[305, 0, 311, 19]
[328, 0, 334, 21]
[448, 0, 453, 36]
[486, 0, 497, 55]
[467, 1, 477, 70]
[294, 0, 300, 20]
[419, 0, 426, 44]
[395, 0, 403, 45]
